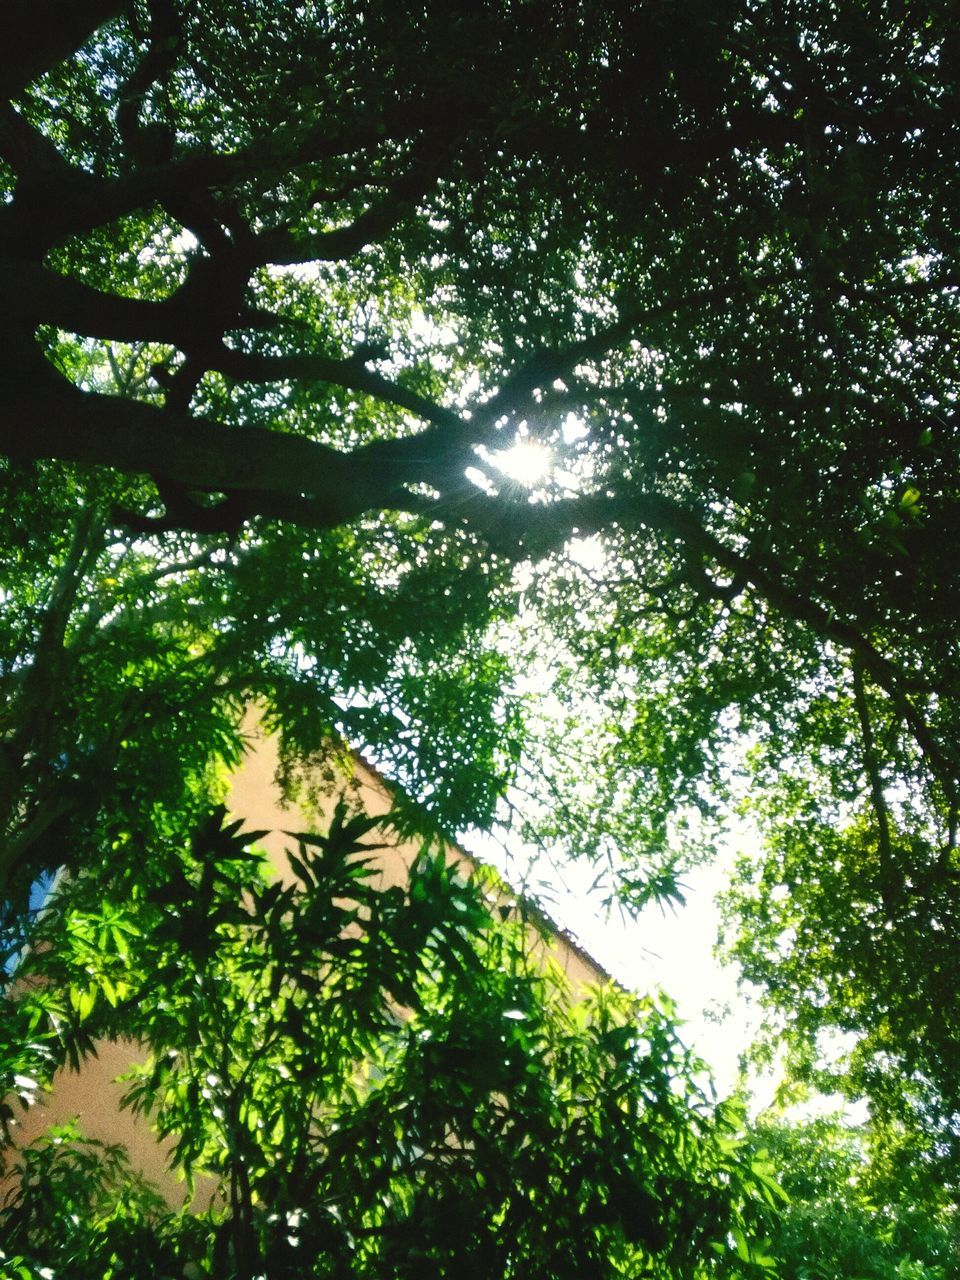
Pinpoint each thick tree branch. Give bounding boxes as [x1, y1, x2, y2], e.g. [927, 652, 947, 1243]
[0, 1, 124, 98]
[13, 364, 942, 795]
[0, 379, 419, 528]
[0, 256, 476, 463]
[7, 504, 104, 760]
[242, 151, 443, 268]
[0, 104, 87, 185]
[0, 793, 73, 891]
[0, 107, 436, 256]
[0, 258, 266, 346]
[115, 0, 181, 167]
[246, 200, 415, 267]
[852, 656, 896, 904]
[112, 488, 342, 534]
[210, 346, 465, 435]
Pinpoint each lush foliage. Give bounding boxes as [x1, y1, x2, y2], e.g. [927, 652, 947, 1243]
[2, 808, 780, 1278]
[1, 0, 958, 1271]
[721, 785, 960, 1187]
[749, 1114, 959, 1280]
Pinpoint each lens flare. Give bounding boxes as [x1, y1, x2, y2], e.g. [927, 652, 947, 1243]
[492, 441, 552, 487]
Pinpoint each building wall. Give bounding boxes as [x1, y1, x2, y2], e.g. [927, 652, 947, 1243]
[7, 718, 608, 1204]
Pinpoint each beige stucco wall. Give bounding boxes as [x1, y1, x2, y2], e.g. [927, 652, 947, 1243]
[229, 718, 606, 992]
[6, 717, 607, 1203]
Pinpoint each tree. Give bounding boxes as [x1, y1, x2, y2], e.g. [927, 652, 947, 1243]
[721, 776, 960, 1188]
[1, 0, 959, 1244]
[745, 1113, 959, 1280]
[1, 806, 781, 1279]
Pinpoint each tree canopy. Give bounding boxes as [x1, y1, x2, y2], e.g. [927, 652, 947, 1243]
[746, 1113, 959, 1280]
[1, 0, 959, 1272]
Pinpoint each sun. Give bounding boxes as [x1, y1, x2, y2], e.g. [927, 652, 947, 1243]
[491, 440, 553, 487]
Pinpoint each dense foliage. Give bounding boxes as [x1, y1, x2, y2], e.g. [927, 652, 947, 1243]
[1, 808, 781, 1278]
[1, 0, 958, 1273]
[749, 1114, 959, 1280]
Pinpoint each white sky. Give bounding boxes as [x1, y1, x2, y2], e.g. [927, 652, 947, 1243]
[464, 824, 768, 1101]
[550, 850, 765, 1099]
[461, 442, 770, 1098]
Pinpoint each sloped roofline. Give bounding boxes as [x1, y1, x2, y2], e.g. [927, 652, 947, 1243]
[343, 742, 619, 991]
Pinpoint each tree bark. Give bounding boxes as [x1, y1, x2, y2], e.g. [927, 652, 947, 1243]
[0, 1, 126, 98]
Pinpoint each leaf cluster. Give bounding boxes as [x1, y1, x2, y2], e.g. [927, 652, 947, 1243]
[4, 805, 778, 1279]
